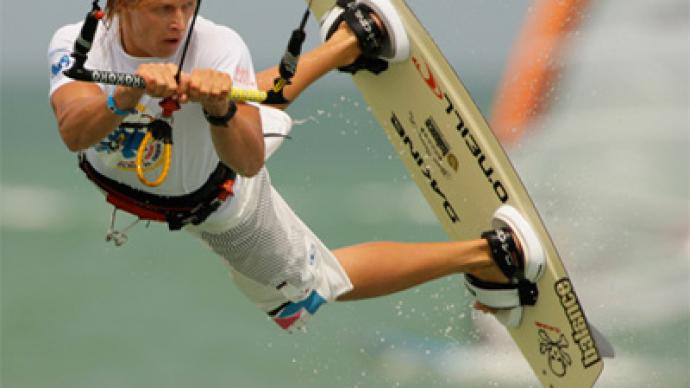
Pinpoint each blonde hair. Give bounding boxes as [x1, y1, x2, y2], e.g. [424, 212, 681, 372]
[104, 0, 139, 24]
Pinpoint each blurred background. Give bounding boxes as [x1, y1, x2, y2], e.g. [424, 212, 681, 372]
[1, 0, 688, 387]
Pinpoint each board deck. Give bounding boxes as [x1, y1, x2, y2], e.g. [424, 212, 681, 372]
[306, 1, 605, 386]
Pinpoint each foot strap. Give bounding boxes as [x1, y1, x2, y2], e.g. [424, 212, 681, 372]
[465, 274, 539, 308]
[481, 227, 523, 279]
[463, 205, 547, 328]
[463, 227, 537, 310]
[340, 1, 385, 56]
[339, 56, 389, 75]
[321, 1, 390, 74]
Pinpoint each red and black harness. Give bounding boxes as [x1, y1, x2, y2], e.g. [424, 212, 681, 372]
[79, 154, 236, 231]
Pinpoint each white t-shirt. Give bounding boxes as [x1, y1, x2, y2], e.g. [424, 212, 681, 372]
[48, 16, 291, 229]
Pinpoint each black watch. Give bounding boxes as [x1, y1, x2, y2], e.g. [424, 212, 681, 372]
[203, 101, 238, 127]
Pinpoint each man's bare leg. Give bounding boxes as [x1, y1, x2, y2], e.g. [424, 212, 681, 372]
[255, 19, 512, 304]
[334, 240, 510, 301]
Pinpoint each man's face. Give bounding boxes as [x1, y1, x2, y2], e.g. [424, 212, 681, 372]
[120, 0, 197, 58]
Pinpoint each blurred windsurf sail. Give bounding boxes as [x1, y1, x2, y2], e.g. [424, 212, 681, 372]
[490, 0, 590, 145]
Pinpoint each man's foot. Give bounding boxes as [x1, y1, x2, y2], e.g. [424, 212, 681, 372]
[471, 228, 525, 284]
[323, 21, 367, 69]
[464, 205, 546, 328]
[320, 0, 410, 74]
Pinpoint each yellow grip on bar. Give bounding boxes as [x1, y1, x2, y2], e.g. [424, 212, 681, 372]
[229, 88, 268, 103]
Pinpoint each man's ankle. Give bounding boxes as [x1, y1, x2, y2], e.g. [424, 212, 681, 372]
[328, 24, 363, 67]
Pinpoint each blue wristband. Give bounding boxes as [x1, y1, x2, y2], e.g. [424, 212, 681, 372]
[107, 93, 136, 116]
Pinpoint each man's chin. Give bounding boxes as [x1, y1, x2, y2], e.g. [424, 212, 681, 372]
[158, 42, 181, 58]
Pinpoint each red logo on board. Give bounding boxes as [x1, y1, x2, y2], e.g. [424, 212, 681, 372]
[412, 56, 444, 100]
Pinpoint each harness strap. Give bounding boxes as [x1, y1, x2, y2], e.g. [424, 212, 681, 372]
[78, 154, 236, 230]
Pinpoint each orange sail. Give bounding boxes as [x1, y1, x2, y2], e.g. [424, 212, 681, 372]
[491, 0, 590, 144]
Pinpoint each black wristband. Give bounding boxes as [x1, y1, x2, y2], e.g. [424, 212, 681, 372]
[203, 101, 237, 127]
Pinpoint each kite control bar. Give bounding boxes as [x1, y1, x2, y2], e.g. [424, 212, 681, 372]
[63, 2, 268, 103]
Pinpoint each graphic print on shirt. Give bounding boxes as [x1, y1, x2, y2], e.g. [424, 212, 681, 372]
[93, 107, 166, 172]
[50, 49, 73, 78]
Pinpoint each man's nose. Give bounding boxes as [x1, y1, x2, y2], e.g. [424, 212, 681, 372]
[170, 9, 187, 31]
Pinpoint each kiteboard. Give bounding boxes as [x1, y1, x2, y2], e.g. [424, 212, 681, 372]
[306, 0, 610, 386]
